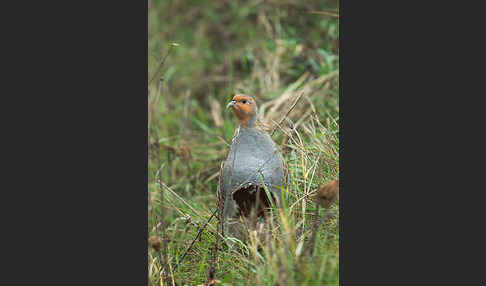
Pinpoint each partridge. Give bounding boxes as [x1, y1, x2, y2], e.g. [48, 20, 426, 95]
[220, 94, 288, 239]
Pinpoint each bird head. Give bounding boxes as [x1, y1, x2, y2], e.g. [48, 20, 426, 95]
[226, 94, 258, 128]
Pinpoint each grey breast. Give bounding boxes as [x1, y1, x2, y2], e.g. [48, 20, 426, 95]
[222, 127, 285, 197]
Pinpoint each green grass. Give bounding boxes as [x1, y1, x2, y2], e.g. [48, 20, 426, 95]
[148, 1, 339, 285]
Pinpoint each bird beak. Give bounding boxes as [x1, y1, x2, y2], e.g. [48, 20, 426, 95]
[226, 100, 235, 109]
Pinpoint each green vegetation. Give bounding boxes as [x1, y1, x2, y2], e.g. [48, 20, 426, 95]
[148, 1, 339, 285]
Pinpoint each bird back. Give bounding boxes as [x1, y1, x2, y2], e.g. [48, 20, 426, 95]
[221, 127, 286, 198]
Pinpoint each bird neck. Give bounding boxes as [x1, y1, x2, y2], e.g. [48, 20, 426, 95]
[238, 114, 257, 129]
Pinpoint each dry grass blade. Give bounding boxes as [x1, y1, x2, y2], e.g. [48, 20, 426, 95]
[173, 208, 218, 271]
[160, 181, 226, 241]
[149, 43, 177, 86]
[209, 98, 223, 127]
[204, 171, 220, 184]
[156, 175, 169, 284]
[161, 181, 209, 219]
[258, 73, 309, 121]
[308, 10, 340, 18]
[270, 91, 305, 137]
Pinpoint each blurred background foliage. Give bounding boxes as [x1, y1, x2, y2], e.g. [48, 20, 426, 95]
[148, 0, 339, 285]
[148, 0, 338, 181]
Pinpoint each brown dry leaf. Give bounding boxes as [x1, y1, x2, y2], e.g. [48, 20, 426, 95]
[316, 179, 339, 209]
[177, 144, 192, 162]
[148, 235, 161, 251]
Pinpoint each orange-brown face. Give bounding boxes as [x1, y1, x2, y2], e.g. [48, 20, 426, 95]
[227, 94, 257, 127]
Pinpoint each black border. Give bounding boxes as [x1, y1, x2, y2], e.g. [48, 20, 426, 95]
[3, 1, 149, 285]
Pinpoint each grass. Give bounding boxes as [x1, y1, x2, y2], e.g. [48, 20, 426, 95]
[148, 1, 339, 285]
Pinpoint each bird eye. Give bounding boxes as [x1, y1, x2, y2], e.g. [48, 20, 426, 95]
[242, 100, 247, 104]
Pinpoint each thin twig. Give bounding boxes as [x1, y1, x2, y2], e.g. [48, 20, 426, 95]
[208, 242, 217, 282]
[173, 208, 218, 271]
[207, 212, 219, 282]
[161, 182, 211, 220]
[149, 43, 177, 86]
[156, 173, 169, 283]
[160, 181, 226, 241]
[271, 91, 305, 137]
[208, 162, 226, 283]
